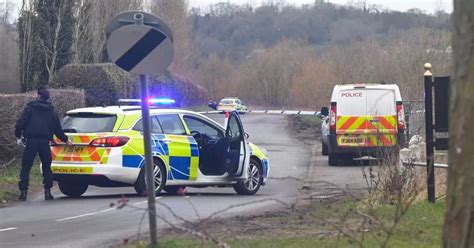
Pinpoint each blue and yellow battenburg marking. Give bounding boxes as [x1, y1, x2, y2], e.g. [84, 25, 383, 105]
[121, 134, 200, 181]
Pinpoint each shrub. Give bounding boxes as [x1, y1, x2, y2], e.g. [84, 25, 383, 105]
[0, 89, 85, 165]
[50, 63, 137, 106]
[149, 72, 208, 107]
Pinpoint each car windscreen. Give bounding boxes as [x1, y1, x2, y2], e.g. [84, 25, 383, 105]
[62, 113, 117, 133]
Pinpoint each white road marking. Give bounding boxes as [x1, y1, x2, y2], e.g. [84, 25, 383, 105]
[56, 208, 114, 222]
[56, 197, 163, 221]
[133, 196, 162, 205]
[0, 227, 18, 232]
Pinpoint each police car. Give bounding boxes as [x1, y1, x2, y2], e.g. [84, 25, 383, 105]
[216, 97, 248, 113]
[50, 99, 269, 197]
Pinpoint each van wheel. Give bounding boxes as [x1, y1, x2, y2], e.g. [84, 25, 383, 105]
[328, 154, 337, 166]
[233, 158, 262, 195]
[164, 186, 185, 195]
[134, 158, 166, 196]
[322, 142, 329, 156]
[58, 181, 88, 198]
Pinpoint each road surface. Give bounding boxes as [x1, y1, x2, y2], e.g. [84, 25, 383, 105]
[0, 114, 366, 247]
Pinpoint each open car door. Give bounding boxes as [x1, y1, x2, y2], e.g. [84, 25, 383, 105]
[225, 111, 250, 179]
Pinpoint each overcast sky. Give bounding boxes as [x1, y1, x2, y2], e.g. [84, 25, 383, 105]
[188, 0, 453, 13]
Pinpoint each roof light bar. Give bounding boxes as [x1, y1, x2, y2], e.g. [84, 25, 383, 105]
[118, 98, 176, 105]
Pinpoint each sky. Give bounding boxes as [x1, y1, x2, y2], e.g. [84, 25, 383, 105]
[188, 0, 453, 13]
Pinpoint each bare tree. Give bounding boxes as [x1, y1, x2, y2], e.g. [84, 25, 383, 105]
[0, 20, 19, 93]
[71, 0, 93, 63]
[444, 0, 474, 246]
[87, 0, 143, 62]
[150, 0, 193, 74]
[197, 53, 235, 100]
[37, 0, 74, 84]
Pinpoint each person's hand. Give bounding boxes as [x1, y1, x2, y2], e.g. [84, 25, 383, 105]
[66, 137, 73, 145]
[17, 138, 26, 147]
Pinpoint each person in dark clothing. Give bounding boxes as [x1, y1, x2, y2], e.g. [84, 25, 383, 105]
[15, 87, 70, 201]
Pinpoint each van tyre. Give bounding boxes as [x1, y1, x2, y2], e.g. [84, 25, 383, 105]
[233, 158, 262, 195]
[328, 154, 337, 166]
[58, 181, 88, 198]
[134, 158, 166, 196]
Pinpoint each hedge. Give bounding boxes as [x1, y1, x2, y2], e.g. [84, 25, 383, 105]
[0, 89, 85, 164]
[50, 63, 137, 106]
[149, 72, 208, 107]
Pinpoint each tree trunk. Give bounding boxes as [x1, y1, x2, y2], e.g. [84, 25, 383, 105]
[444, 0, 474, 247]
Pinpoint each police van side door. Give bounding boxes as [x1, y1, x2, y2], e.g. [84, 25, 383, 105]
[225, 111, 249, 179]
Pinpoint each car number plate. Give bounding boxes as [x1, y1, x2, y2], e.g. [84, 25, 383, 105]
[63, 146, 85, 153]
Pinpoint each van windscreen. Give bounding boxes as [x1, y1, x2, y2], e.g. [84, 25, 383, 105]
[62, 113, 117, 133]
[366, 89, 395, 115]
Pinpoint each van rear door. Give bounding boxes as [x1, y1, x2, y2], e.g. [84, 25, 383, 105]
[366, 89, 397, 147]
[336, 89, 368, 147]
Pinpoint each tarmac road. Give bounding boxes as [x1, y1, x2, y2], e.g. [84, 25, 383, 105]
[0, 114, 318, 247]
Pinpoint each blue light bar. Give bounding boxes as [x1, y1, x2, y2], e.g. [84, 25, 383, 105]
[148, 98, 176, 105]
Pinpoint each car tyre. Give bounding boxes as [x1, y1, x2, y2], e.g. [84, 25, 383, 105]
[163, 186, 185, 195]
[233, 158, 262, 195]
[134, 158, 166, 196]
[58, 181, 88, 198]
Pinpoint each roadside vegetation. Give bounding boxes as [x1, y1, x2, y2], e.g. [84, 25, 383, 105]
[0, 160, 42, 207]
[134, 199, 444, 248]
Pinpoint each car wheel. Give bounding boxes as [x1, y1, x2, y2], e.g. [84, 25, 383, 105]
[163, 186, 185, 195]
[58, 181, 88, 198]
[233, 158, 262, 195]
[134, 158, 166, 196]
[322, 142, 329, 156]
[328, 154, 337, 166]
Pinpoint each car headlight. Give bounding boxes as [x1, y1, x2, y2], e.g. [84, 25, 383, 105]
[260, 147, 268, 156]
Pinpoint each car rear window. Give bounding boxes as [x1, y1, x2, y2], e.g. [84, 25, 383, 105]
[62, 113, 117, 133]
[220, 99, 235, 104]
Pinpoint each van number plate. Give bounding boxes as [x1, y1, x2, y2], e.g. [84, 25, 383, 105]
[340, 137, 365, 145]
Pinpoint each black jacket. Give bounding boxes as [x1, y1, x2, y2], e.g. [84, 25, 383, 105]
[15, 100, 68, 142]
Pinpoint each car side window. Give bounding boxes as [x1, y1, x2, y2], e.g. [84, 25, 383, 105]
[133, 116, 163, 133]
[236, 100, 242, 105]
[156, 114, 187, 135]
[183, 115, 224, 139]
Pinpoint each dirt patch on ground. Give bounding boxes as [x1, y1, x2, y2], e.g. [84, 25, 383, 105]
[287, 115, 321, 145]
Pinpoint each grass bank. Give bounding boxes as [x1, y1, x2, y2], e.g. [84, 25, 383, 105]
[0, 160, 43, 206]
[129, 198, 444, 248]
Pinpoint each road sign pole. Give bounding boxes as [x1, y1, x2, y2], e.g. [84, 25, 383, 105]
[140, 74, 158, 244]
[424, 63, 436, 203]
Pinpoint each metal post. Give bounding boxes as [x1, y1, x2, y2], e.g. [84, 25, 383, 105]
[423, 63, 436, 203]
[139, 74, 158, 244]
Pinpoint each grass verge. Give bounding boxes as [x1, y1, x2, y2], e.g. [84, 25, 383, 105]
[128, 198, 444, 248]
[0, 160, 43, 206]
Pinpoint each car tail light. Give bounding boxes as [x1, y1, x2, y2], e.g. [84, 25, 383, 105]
[396, 102, 405, 133]
[90, 137, 129, 147]
[330, 102, 337, 134]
